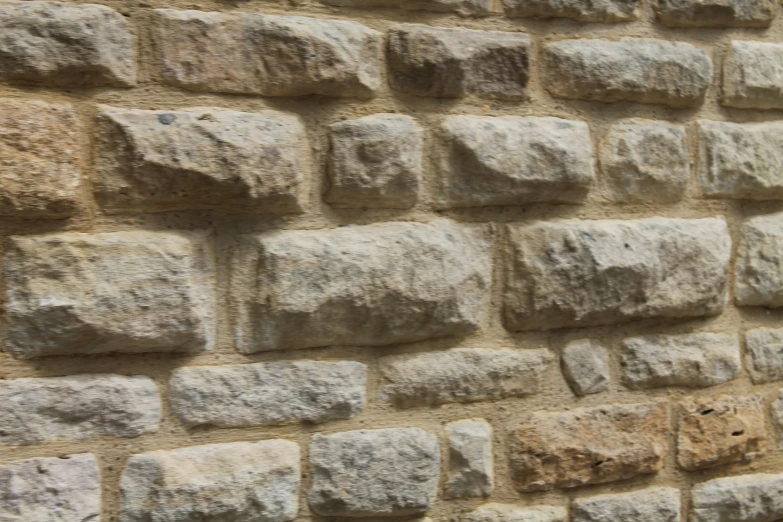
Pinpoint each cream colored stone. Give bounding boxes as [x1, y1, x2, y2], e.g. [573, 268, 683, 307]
[656, 0, 776, 26]
[736, 213, 783, 307]
[463, 503, 567, 522]
[322, 0, 492, 15]
[745, 328, 783, 384]
[723, 41, 783, 109]
[445, 419, 493, 499]
[692, 473, 783, 522]
[562, 339, 610, 396]
[505, 0, 641, 21]
[573, 487, 681, 522]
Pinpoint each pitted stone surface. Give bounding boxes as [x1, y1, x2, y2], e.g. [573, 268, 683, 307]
[692, 473, 783, 522]
[561, 339, 610, 396]
[572, 487, 681, 522]
[504, 0, 641, 21]
[746, 328, 783, 384]
[437, 115, 595, 208]
[655, 0, 776, 26]
[773, 391, 783, 446]
[322, 0, 492, 15]
[723, 41, 783, 109]
[95, 106, 308, 214]
[3, 231, 215, 358]
[445, 419, 493, 499]
[463, 503, 567, 522]
[736, 213, 783, 307]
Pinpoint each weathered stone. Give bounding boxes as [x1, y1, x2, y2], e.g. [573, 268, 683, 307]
[561, 339, 610, 396]
[0, 374, 160, 446]
[437, 116, 595, 208]
[504, 0, 641, 21]
[504, 218, 731, 331]
[309, 428, 439, 517]
[155, 9, 381, 98]
[322, 0, 492, 15]
[621, 333, 741, 389]
[723, 41, 783, 108]
[121, 440, 300, 522]
[599, 119, 688, 203]
[745, 328, 783, 384]
[0, 1, 136, 87]
[232, 220, 491, 353]
[463, 503, 567, 522]
[445, 419, 493, 499]
[773, 391, 783, 446]
[379, 348, 552, 408]
[510, 401, 669, 492]
[543, 39, 712, 107]
[95, 106, 308, 214]
[326, 114, 422, 209]
[736, 213, 783, 307]
[692, 473, 783, 522]
[0, 454, 101, 522]
[655, 0, 776, 26]
[677, 394, 767, 471]
[0, 98, 83, 218]
[388, 25, 531, 100]
[572, 487, 681, 522]
[3, 231, 214, 358]
[169, 360, 367, 428]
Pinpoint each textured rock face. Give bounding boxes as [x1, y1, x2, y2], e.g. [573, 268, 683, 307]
[322, 0, 492, 15]
[736, 213, 783, 307]
[773, 392, 783, 445]
[621, 333, 741, 389]
[655, 0, 776, 26]
[573, 487, 681, 522]
[121, 440, 300, 522]
[232, 220, 491, 353]
[0, 454, 101, 522]
[745, 328, 783, 384]
[388, 25, 530, 100]
[169, 360, 367, 428]
[95, 107, 308, 214]
[379, 348, 552, 407]
[326, 114, 422, 209]
[561, 339, 610, 396]
[504, 0, 641, 21]
[309, 428, 440, 517]
[445, 419, 493, 499]
[691, 473, 783, 522]
[437, 116, 595, 208]
[510, 402, 669, 492]
[0, 374, 160, 446]
[154, 9, 382, 97]
[0, 2, 136, 87]
[677, 395, 767, 471]
[2, 231, 215, 358]
[463, 503, 567, 522]
[723, 41, 783, 108]
[504, 218, 731, 331]
[543, 39, 712, 107]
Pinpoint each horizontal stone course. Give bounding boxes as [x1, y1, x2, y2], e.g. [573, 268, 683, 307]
[692, 473, 783, 522]
[723, 41, 783, 109]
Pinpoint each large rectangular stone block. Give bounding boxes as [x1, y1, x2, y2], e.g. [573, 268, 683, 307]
[505, 0, 641, 21]
[572, 487, 681, 522]
[322, 0, 492, 15]
[723, 41, 783, 109]
[736, 213, 783, 307]
[692, 473, 783, 522]
[655, 0, 776, 26]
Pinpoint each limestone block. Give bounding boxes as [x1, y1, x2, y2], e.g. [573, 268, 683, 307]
[745, 328, 783, 384]
[773, 391, 783, 446]
[561, 339, 610, 396]
[463, 503, 567, 522]
[655, 0, 776, 26]
[321, 0, 492, 15]
[723, 41, 783, 109]
[692, 473, 783, 522]
[504, 0, 641, 21]
[572, 487, 681, 522]
[445, 419, 493, 499]
[736, 213, 783, 307]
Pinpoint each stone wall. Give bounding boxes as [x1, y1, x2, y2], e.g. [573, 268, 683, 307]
[0, 0, 782, 520]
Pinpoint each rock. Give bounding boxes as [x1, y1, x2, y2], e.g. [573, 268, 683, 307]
[510, 401, 669, 492]
[379, 347, 552, 408]
[504, 217, 732, 331]
[2, 231, 215, 358]
[308, 428, 439, 517]
[599, 119, 689, 203]
[0, 374, 160, 446]
[691, 473, 783, 522]
[773, 391, 783, 446]
[655, 0, 776, 26]
[504, 0, 641, 21]
[169, 360, 367, 429]
[388, 25, 530, 100]
[154, 9, 381, 98]
[121, 440, 300, 522]
[542, 38, 712, 107]
[677, 394, 767, 471]
[0, 454, 101, 522]
[0, 1, 136, 87]
[437, 115, 595, 208]
[745, 328, 783, 384]
[561, 339, 610, 396]
[321, 0, 492, 15]
[736, 213, 783, 307]
[231, 220, 491, 353]
[445, 419, 493, 499]
[326, 114, 422, 209]
[572, 487, 681, 522]
[463, 503, 567, 522]
[95, 106, 308, 214]
[621, 333, 741, 389]
[723, 41, 783, 109]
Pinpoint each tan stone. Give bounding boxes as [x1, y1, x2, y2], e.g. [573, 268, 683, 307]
[464, 503, 567, 522]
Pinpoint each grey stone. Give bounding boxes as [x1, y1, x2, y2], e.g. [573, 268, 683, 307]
[745, 328, 783, 384]
[308, 428, 440, 517]
[463, 503, 567, 522]
[736, 213, 783, 307]
[655, 0, 776, 26]
[3, 231, 215, 358]
[120, 440, 300, 522]
[321, 0, 492, 15]
[573, 487, 681, 522]
[561, 339, 610, 396]
[692, 473, 783, 522]
[504, 0, 641, 21]
[437, 115, 595, 208]
[445, 419, 493, 499]
[723, 41, 783, 109]
[773, 391, 783, 447]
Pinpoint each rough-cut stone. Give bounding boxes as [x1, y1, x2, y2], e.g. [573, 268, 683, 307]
[655, 0, 776, 26]
[121, 440, 300, 522]
[169, 360, 367, 428]
[504, 0, 641, 21]
[322, 0, 492, 15]
[0, 374, 160, 446]
[692, 473, 783, 522]
[677, 395, 767, 471]
[723, 41, 783, 108]
[95, 106, 308, 214]
[504, 218, 731, 331]
[445, 419, 493, 499]
[773, 391, 783, 446]
[510, 401, 669, 492]
[309, 428, 439, 517]
[0, 1, 136, 87]
[326, 114, 422, 209]
[543, 39, 712, 108]
[388, 25, 530, 100]
[561, 339, 610, 396]
[736, 213, 783, 307]
[572, 487, 681, 522]
[379, 348, 552, 408]
[599, 119, 689, 203]
[745, 328, 783, 384]
[232, 220, 491, 353]
[437, 116, 595, 208]
[0, 454, 101, 522]
[155, 9, 381, 98]
[3, 231, 214, 358]
[621, 333, 741, 389]
[463, 503, 567, 522]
